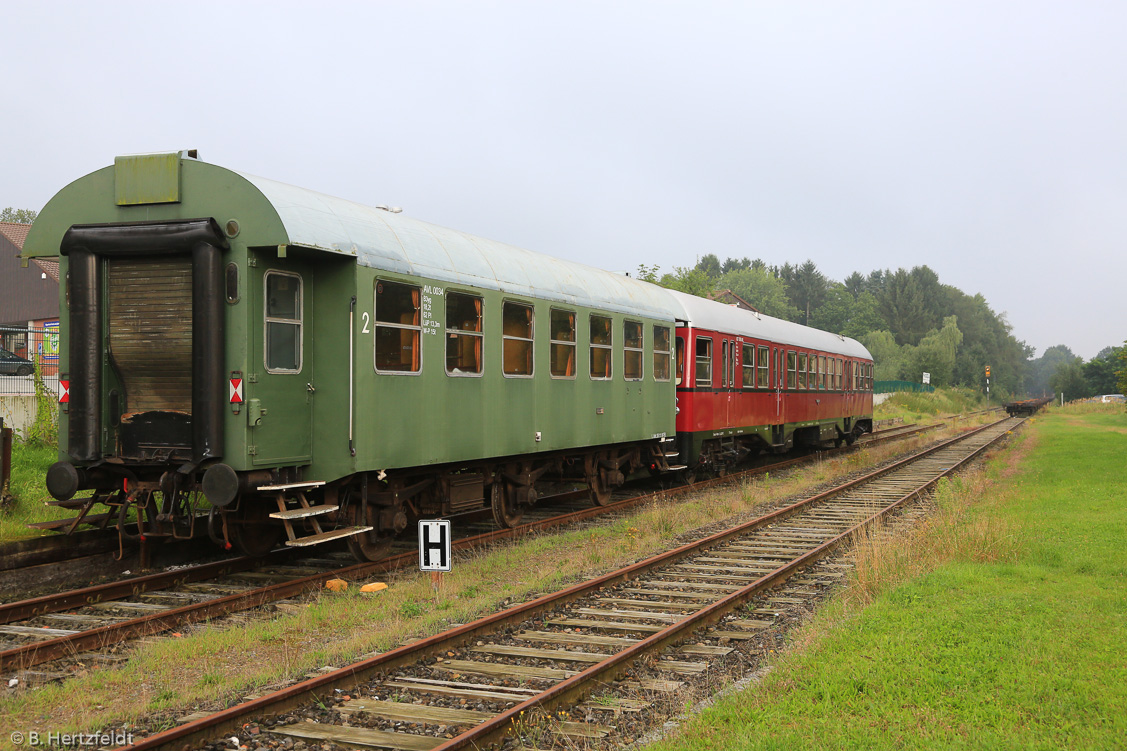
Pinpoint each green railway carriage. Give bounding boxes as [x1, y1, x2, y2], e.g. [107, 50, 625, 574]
[23, 152, 678, 558]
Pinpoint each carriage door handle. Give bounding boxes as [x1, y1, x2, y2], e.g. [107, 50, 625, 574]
[307, 383, 316, 394]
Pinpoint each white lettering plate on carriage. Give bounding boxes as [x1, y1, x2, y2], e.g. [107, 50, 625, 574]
[419, 520, 452, 571]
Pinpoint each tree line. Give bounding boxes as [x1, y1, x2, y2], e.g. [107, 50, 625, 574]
[637, 255, 1125, 401]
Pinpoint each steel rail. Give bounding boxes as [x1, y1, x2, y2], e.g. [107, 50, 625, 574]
[0, 418, 945, 671]
[117, 416, 1016, 750]
[435, 417, 1017, 749]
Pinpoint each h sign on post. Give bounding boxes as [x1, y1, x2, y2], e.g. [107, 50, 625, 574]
[419, 520, 452, 572]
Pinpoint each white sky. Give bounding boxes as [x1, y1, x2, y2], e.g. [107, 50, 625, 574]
[3, 1, 1124, 359]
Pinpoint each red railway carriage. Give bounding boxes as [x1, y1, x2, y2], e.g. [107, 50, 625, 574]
[666, 290, 873, 471]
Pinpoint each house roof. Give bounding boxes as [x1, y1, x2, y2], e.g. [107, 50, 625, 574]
[32, 258, 60, 282]
[707, 289, 759, 313]
[0, 222, 58, 325]
[0, 222, 31, 249]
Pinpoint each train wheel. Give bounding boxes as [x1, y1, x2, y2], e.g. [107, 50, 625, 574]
[346, 505, 395, 562]
[491, 482, 524, 527]
[588, 475, 612, 506]
[230, 503, 283, 557]
[346, 532, 395, 562]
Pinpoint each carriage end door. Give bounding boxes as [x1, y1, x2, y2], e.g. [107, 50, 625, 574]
[249, 257, 314, 466]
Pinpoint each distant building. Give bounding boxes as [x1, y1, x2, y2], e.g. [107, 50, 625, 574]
[0, 222, 59, 361]
[707, 289, 759, 313]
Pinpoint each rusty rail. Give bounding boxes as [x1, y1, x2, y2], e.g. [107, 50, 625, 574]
[0, 415, 946, 672]
[117, 416, 1017, 750]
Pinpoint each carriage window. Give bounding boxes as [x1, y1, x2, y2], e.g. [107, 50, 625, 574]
[742, 344, 755, 388]
[787, 351, 797, 389]
[590, 315, 612, 379]
[757, 345, 768, 389]
[721, 341, 729, 387]
[818, 356, 826, 389]
[265, 271, 302, 373]
[446, 291, 483, 375]
[624, 321, 643, 381]
[675, 336, 685, 385]
[374, 280, 421, 373]
[837, 358, 844, 390]
[809, 354, 817, 390]
[549, 309, 576, 378]
[502, 302, 534, 377]
[798, 353, 808, 389]
[653, 325, 671, 382]
[695, 337, 712, 385]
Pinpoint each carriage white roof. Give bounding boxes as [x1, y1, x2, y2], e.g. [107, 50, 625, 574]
[664, 290, 872, 360]
[240, 172, 677, 321]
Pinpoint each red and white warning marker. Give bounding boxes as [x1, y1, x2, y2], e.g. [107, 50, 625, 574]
[229, 377, 244, 404]
[59, 379, 70, 404]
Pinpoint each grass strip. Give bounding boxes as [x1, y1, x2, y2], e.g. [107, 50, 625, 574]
[874, 386, 991, 423]
[646, 405, 1127, 750]
[0, 442, 67, 542]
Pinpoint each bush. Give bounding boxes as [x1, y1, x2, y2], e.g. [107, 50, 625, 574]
[21, 361, 59, 448]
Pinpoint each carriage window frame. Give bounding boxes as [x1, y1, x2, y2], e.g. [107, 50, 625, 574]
[695, 336, 713, 386]
[742, 344, 755, 388]
[263, 270, 303, 374]
[729, 340, 738, 387]
[502, 300, 535, 378]
[445, 290, 484, 377]
[798, 353, 808, 390]
[675, 335, 685, 386]
[549, 308, 577, 379]
[624, 320, 644, 381]
[837, 358, 844, 390]
[818, 355, 826, 389]
[787, 350, 797, 390]
[374, 278, 422, 376]
[721, 341, 729, 388]
[653, 325, 671, 382]
[757, 345, 769, 389]
[590, 314, 613, 380]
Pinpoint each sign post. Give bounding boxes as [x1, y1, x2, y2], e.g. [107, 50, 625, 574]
[985, 365, 991, 400]
[419, 520, 452, 599]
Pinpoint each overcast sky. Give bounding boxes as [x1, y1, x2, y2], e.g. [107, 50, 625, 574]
[3, 2, 1123, 359]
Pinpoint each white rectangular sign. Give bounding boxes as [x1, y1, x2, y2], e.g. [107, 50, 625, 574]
[922, 372, 931, 385]
[418, 520, 452, 571]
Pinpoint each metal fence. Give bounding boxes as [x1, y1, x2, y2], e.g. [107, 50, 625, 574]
[0, 325, 61, 397]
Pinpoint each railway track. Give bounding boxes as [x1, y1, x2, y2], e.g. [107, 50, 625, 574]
[0, 419, 947, 681]
[113, 414, 1022, 750]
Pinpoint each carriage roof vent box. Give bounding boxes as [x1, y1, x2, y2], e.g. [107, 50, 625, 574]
[375, 205, 402, 213]
[114, 150, 198, 206]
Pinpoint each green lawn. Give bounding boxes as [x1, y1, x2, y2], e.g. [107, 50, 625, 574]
[0, 440, 68, 542]
[649, 407, 1127, 750]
